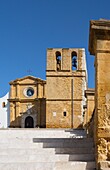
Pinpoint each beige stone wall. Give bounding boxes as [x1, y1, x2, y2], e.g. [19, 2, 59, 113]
[46, 77, 71, 99]
[73, 77, 85, 99]
[62, 49, 71, 71]
[46, 101, 72, 128]
[73, 100, 84, 128]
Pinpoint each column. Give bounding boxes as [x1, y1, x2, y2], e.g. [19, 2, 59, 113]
[89, 19, 110, 169]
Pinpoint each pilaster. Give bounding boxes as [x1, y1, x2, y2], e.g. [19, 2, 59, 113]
[16, 84, 20, 98]
[10, 85, 13, 98]
[10, 102, 15, 126]
[89, 19, 110, 169]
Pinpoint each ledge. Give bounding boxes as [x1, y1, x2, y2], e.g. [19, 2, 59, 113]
[89, 19, 110, 55]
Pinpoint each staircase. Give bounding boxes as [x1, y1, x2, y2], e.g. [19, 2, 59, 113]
[0, 129, 96, 170]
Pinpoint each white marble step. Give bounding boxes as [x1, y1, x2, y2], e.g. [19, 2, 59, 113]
[0, 147, 94, 155]
[33, 137, 93, 143]
[35, 141, 94, 148]
[0, 143, 43, 149]
[0, 137, 93, 144]
[0, 162, 96, 170]
[0, 148, 56, 155]
[0, 129, 87, 138]
[0, 129, 95, 169]
[54, 147, 95, 154]
[0, 137, 94, 148]
[55, 162, 96, 170]
[0, 142, 93, 149]
[0, 153, 95, 163]
[0, 137, 93, 147]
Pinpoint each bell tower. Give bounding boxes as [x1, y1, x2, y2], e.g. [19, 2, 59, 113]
[46, 48, 87, 128]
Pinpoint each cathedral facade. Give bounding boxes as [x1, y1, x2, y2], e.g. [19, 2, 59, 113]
[8, 48, 87, 128]
[9, 76, 46, 128]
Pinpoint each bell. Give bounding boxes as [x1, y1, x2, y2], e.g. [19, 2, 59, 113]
[57, 59, 61, 64]
[72, 58, 77, 68]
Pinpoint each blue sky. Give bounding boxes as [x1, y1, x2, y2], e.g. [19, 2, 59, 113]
[0, 0, 110, 97]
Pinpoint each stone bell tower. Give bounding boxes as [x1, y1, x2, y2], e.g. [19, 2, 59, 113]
[46, 48, 87, 128]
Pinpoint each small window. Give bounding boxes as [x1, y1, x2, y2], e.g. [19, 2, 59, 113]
[56, 51, 61, 71]
[63, 111, 67, 116]
[53, 112, 56, 117]
[2, 102, 5, 108]
[72, 51, 77, 70]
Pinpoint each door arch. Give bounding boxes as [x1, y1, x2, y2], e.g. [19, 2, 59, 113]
[25, 116, 34, 128]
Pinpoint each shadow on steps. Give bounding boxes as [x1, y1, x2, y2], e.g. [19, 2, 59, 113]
[33, 137, 95, 162]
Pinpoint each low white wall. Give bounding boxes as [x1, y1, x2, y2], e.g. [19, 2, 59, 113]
[0, 93, 9, 128]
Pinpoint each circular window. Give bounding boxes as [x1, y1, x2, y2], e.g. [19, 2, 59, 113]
[24, 87, 34, 97]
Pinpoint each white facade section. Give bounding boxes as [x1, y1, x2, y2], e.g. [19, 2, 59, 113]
[0, 93, 10, 128]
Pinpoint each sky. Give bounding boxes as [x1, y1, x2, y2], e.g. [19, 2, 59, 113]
[0, 0, 110, 97]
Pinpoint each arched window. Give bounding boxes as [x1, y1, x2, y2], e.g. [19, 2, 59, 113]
[72, 51, 77, 70]
[56, 51, 61, 71]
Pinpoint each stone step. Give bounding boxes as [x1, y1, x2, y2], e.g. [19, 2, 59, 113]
[0, 153, 95, 163]
[0, 143, 92, 149]
[0, 162, 96, 170]
[0, 147, 94, 155]
[55, 162, 96, 170]
[33, 137, 93, 143]
[36, 141, 94, 148]
[69, 154, 95, 161]
[55, 147, 95, 154]
[0, 129, 95, 169]
[0, 137, 93, 144]
[0, 140, 94, 149]
[0, 137, 93, 147]
[0, 148, 55, 155]
[0, 129, 87, 138]
[0, 143, 43, 149]
[0, 138, 33, 143]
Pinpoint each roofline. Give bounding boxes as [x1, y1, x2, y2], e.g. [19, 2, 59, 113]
[9, 75, 46, 84]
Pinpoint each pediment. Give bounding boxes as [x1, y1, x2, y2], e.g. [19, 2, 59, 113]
[9, 75, 46, 85]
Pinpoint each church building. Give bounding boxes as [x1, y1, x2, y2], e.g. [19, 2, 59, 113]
[6, 48, 87, 128]
[9, 76, 46, 128]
